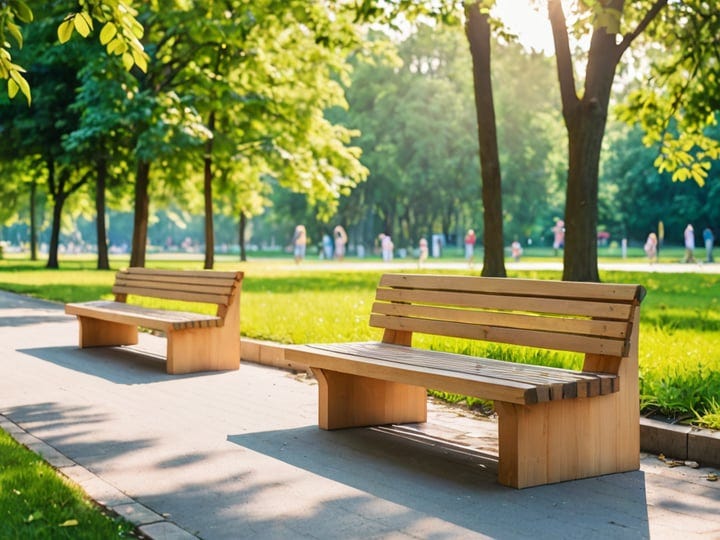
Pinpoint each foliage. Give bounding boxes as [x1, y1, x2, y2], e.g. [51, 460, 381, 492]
[1, 258, 719, 429]
[617, 1, 720, 187]
[1, 0, 147, 104]
[0, 429, 138, 538]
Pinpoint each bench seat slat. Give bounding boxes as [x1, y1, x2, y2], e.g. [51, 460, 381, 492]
[65, 300, 223, 332]
[371, 302, 629, 339]
[379, 273, 645, 303]
[370, 314, 628, 357]
[311, 342, 616, 399]
[290, 343, 546, 405]
[376, 288, 633, 321]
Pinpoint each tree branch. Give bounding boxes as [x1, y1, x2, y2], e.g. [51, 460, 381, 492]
[617, 0, 668, 56]
[548, 0, 578, 124]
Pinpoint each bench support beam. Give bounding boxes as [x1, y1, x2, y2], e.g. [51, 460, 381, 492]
[313, 368, 427, 430]
[77, 316, 138, 348]
[166, 326, 240, 374]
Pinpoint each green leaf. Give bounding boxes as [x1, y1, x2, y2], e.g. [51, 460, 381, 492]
[131, 48, 148, 72]
[58, 19, 75, 43]
[8, 78, 19, 99]
[99, 22, 117, 45]
[10, 0, 34, 23]
[59, 519, 79, 527]
[121, 52, 133, 71]
[73, 12, 93, 38]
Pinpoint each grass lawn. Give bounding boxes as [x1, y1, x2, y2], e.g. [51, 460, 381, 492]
[0, 430, 139, 538]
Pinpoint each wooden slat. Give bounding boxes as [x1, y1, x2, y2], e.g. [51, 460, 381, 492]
[312, 342, 617, 399]
[371, 302, 629, 339]
[65, 301, 222, 332]
[375, 287, 633, 320]
[369, 314, 628, 357]
[112, 268, 241, 306]
[120, 267, 241, 280]
[287, 344, 543, 405]
[379, 273, 645, 303]
[112, 285, 232, 305]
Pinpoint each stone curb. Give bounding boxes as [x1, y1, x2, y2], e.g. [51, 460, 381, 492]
[241, 338, 720, 469]
[0, 415, 199, 540]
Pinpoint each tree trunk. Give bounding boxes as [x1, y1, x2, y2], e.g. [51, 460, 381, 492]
[130, 160, 151, 268]
[549, 0, 624, 282]
[95, 158, 110, 270]
[46, 164, 66, 270]
[29, 179, 37, 261]
[465, 2, 506, 277]
[203, 111, 216, 270]
[239, 212, 247, 262]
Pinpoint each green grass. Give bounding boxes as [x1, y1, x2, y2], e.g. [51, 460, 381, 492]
[0, 430, 138, 538]
[1, 256, 719, 430]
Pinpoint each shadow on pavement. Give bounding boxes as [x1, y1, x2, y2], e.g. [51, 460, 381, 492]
[17, 345, 208, 385]
[228, 424, 651, 539]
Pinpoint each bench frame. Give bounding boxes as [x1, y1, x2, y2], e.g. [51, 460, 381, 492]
[65, 268, 243, 374]
[286, 273, 645, 488]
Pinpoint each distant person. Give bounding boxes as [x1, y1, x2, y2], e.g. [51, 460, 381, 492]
[464, 229, 476, 265]
[511, 239, 523, 262]
[333, 225, 348, 261]
[418, 237, 428, 267]
[684, 224, 696, 263]
[552, 219, 565, 256]
[379, 233, 394, 262]
[644, 232, 658, 263]
[703, 227, 714, 263]
[292, 224, 307, 264]
[321, 233, 333, 260]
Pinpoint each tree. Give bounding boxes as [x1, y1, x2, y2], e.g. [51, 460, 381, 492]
[547, 0, 720, 280]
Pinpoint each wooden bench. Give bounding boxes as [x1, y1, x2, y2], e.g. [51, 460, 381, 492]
[65, 268, 243, 374]
[286, 273, 646, 488]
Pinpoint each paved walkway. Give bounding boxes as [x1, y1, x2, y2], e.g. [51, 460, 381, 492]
[1, 290, 719, 539]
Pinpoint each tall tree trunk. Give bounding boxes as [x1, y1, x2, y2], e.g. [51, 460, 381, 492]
[239, 212, 247, 262]
[29, 179, 37, 261]
[203, 111, 216, 270]
[549, 0, 629, 281]
[465, 2, 506, 277]
[46, 166, 84, 269]
[95, 158, 110, 270]
[130, 160, 151, 268]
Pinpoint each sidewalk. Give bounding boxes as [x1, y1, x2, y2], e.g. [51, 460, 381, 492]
[1, 290, 719, 539]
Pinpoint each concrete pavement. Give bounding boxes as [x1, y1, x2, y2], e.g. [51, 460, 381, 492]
[1, 290, 719, 539]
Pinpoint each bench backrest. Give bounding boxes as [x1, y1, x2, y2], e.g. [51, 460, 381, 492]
[112, 268, 243, 318]
[370, 274, 645, 360]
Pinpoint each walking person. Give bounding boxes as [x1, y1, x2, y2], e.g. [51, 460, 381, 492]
[684, 224, 696, 263]
[644, 232, 658, 264]
[333, 225, 348, 261]
[292, 224, 307, 264]
[464, 229, 476, 266]
[703, 227, 714, 263]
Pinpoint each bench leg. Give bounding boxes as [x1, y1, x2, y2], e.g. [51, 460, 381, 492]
[165, 327, 240, 374]
[313, 368, 427, 430]
[76, 316, 138, 347]
[495, 392, 639, 489]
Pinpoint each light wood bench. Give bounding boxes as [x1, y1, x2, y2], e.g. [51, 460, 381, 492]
[286, 273, 646, 488]
[65, 268, 243, 374]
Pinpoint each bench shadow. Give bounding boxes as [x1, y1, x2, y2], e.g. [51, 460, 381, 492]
[228, 424, 651, 538]
[17, 345, 207, 385]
